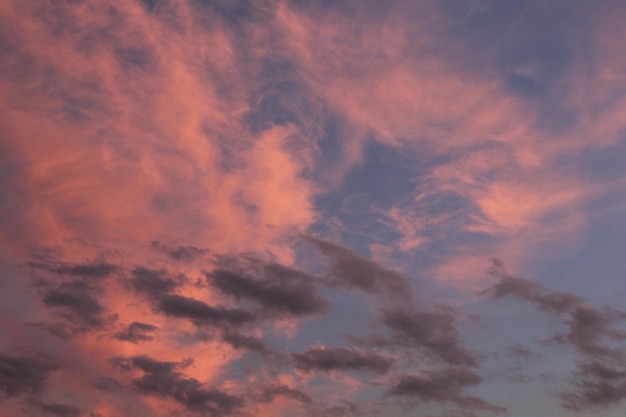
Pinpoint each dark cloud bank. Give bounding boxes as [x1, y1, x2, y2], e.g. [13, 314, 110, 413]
[12, 244, 626, 416]
[486, 259, 626, 411]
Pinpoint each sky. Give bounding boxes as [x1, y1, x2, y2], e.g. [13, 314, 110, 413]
[1, 0, 626, 416]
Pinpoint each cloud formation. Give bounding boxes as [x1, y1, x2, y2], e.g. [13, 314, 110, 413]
[2, 0, 626, 416]
[208, 264, 331, 317]
[127, 355, 244, 416]
[304, 236, 413, 301]
[114, 321, 159, 343]
[0, 353, 59, 399]
[293, 346, 392, 373]
[486, 259, 626, 411]
[381, 308, 477, 367]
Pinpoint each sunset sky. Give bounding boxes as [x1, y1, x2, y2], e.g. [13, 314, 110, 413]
[2, 1, 626, 416]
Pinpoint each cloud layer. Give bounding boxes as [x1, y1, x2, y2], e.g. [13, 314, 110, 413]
[2, 0, 626, 416]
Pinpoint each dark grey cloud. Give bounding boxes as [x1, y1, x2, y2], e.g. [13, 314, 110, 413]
[257, 384, 312, 404]
[303, 236, 413, 301]
[425, 411, 480, 417]
[486, 260, 626, 411]
[389, 367, 501, 412]
[208, 265, 331, 318]
[39, 402, 81, 417]
[150, 240, 209, 262]
[292, 346, 392, 373]
[92, 376, 124, 392]
[41, 279, 114, 332]
[561, 359, 626, 411]
[487, 261, 626, 358]
[554, 305, 626, 358]
[486, 259, 582, 314]
[307, 401, 359, 417]
[0, 353, 59, 398]
[157, 294, 255, 328]
[381, 308, 477, 367]
[29, 258, 118, 333]
[114, 322, 159, 343]
[127, 355, 244, 416]
[222, 332, 267, 353]
[127, 267, 185, 298]
[28, 261, 118, 279]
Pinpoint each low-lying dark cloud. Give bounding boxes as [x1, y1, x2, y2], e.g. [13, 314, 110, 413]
[486, 260, 626, 411]
[127, 267, 185, 298]
[381, 308, 477, 367]
[0, 353, 59, 398]
[157, 294, 255, 328]
[389, 368, 481, 399]
[389, 367, 503, 412]
[554, 305, 626, 358]
[486, 259, 582, 314]
[40, 279, 115, 332]
[127, 355, 244, 416]
[293, 346, 393, 373]
[303, 236, 413, 301]
[561, 359, 626, 410]
[42, 283, 103, 325]
[257, 384, 312, 404]
[208, 265, 331, 318]
[28, 258, 120, 334]
[28, 261, 118, 279]
[38, 402, 81, 417]
[222, 332, 267, 353]
[114, 321, 159, 343]
[92, 376, 124, 392]
[150, 240, 209, 262]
